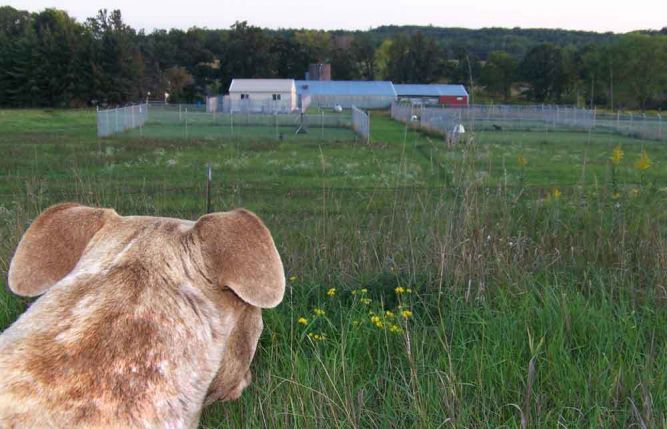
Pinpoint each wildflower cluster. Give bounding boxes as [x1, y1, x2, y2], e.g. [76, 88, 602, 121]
[634, 150, 652, 171]
[517, 154, 528, 168]
[296, 284, 416, 342]
[307, 333, 326, 341]
[610, 145, 624, 166]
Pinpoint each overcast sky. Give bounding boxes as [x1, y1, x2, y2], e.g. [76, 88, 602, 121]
[6, 0, 667, 33]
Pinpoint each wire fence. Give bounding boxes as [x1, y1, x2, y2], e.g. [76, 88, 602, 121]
[97, 103, 359, 141]
[96, 103, 148, 137]
[352, 106, 370, 143]
[391, 103, 666, 141]
[206, 95, 296, 114]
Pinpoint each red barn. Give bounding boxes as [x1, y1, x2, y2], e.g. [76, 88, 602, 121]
[394, 84, 469, 106]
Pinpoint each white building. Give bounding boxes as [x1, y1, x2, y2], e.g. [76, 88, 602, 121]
[228, 79, 297, 113]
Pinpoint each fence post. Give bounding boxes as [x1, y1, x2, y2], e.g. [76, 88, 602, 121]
[321, 111, 324, 139]
[658, 113, 663, 140]
[185, 107, 189, 139]
[179, 104, 182, 122]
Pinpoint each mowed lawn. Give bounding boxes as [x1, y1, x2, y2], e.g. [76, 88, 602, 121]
[1, 109, 666, 428]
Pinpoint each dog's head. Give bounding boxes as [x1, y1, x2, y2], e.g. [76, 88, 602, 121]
[7, 203, 285, 407]
[8, 203, 285, 308]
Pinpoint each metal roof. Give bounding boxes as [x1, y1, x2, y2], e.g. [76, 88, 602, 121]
[296, 80, 397, 97]
[394, 84, 468, 97]
[229, 79, 295, 93]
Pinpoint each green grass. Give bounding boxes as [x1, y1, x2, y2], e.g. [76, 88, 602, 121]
[1, 109, 666, 427]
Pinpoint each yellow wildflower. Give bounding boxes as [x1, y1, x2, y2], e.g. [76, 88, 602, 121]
[551, 187, 561, 199]
[517, 154, 528, 168]
[610, 145, 624, 166]
[313, 308, 326, 317]
[611, 192, 621, 200]
[401, 310, 413, 319]
[634, 150, 652, 171]
[370, 315, 384, 329]
[360, 298, 372, 305]
[289, 275, 297, 282]
[327, 288, 336, 297]
[406, 288, 412, 293]
[395, 286, 405, 295]
[385, 310, 395, 318]
[298, 317, 308, 326]
[389, 324, 403, 334]
[307, 332, 326, 341]
[630, 188, 640, 197]
[351, 288, 368, 296]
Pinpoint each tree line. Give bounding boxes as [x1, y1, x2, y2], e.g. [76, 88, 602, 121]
[1, 6, 666, 110]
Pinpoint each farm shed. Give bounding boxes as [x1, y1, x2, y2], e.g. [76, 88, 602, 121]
[394, 84, 469, 106]
[296, 80, 397, 109]
[228, 79, 297, 113]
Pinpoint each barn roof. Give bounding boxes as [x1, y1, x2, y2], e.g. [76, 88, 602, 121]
[394, 84, 468, 97]
[296, 80, 397, 97]
[229, 79, 295, 93]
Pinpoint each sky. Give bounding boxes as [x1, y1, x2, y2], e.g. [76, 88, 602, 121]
[5, 0, 667, 33]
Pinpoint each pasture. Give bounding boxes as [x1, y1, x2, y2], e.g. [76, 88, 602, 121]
[1, 108, 666, 427]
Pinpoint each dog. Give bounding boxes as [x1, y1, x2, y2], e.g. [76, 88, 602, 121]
[0, 203, 285, 428]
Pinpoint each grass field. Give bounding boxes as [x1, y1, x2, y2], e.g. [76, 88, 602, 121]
[1, 108, 666, 427]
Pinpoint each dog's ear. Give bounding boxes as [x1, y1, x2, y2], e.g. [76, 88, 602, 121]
[8, 203, 116, 297]
[194, 209, 285, 308]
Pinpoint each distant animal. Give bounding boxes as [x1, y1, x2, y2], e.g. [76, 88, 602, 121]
[492, 124, 503, 131]
[0, 203, 285, 428]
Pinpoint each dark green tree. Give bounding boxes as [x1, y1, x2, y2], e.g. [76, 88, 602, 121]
[480, 51, 517, 101]
[520, 44, 569, 102]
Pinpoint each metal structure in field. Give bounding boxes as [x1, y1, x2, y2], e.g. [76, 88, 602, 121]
[96, 103, 148, 137]
[96, 103, 369, 141]
[391, 102, 666, 142]
[351, 106, 370, 144]
[295, 80, 397, 109]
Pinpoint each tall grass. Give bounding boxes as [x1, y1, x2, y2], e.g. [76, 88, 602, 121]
[0, 110, 665, 427]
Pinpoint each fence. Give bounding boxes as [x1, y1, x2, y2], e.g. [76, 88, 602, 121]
[98, 103, 360, 141]
[352, 106, 370, 143]
[391, 102, 666, 141]
[206, 96, 296, 114]
[96, 103, 148, 137]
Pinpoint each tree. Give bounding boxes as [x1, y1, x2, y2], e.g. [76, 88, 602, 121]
[165, 66, 194, 102]
[480, 51, 517, 101]
[520, 44, 569, 102]
[270, 36, 313, 79]
[86, 9, 144, 105]
[218, 21, 273, 90]
[387, 32, 441, 83]
[352, 35, 377, 80]
[612, 34, 667, 110]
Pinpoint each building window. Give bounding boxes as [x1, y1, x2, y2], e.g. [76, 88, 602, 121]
[272, 94, 281, 101]
[240, 93, 250, 100]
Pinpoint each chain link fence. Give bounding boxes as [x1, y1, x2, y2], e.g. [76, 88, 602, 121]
[97, 103, 360, 141]
[96, 103, 148, 137]
[391, 102, 666, 141]
[352, 106, 370, 143]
